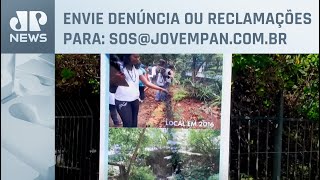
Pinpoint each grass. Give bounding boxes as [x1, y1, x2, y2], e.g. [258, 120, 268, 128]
[172, 87, 189, 101]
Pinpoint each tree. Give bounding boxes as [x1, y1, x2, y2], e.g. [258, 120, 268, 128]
[175, 129, 221, 179]
[108, 128, 148, 179]
[108, 128, 170, 179]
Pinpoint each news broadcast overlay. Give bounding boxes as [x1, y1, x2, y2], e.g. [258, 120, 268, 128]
[1, 0, 319, 180]
[54, 0, 318, 54]
[1, 0, 54, 53]
[3, 0, 318, 53]
[1, 54, 55, 180]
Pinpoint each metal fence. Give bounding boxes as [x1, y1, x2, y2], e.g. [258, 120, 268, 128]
[54, 95, 319, 180]
[55, 99, 100, 180]
[229, 115, 319, 180]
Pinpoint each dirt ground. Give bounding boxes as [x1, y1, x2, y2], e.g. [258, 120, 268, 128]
[169, 98, 221, 129]
[109, 89, 160, 128]
[109, 87, 221, 130]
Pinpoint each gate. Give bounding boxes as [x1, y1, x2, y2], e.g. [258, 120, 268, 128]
[55, 99, 100, 180]
[230, 117, 319, 180]
[229, 93, 319, 180]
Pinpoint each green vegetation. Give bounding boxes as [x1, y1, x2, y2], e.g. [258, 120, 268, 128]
[88, 78, 100, 94]
[188, 129, 220, 153]
[108, 128, 220, 179]
[172, 88, 189, 101]
[140, 54, 223, 107]
[130, 166, 156, 180]
[230, 54, 319, 179]
[232, 54, 319, 120]
[56, 54, 100, 96]
[61, 68, 75, 80]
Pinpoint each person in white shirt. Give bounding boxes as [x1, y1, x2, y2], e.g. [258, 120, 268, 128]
[151, 63, 157, 84]
[115, 54, 168, 127]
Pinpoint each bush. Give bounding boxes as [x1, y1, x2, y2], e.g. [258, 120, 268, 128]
[208, 174, 219, 180]
[55, 54, 100, 96]
[130, 166, 156, 180]
[182, 78, 221, 105]
[232, 54, 319, 120]
[182, 166, 214, 179]
[173, 88, 189, 101]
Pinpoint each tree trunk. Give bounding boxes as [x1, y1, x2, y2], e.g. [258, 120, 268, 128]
[192, 55, 197, 83]
[192, 55, 206, 83]
[127, 128, 147, 177]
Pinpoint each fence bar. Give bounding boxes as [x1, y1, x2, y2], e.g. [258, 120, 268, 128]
[265, 119, 269, 179]
[56, 99, 99, 180]
[317, 123, 319, 180]
[256, 120, 259, 179]
[287, 121, 291, 178]
[302, 121, 306, 179]
[237, 119, 241, 180]
[309, 123, 313, 180]
[247, 120, 250, 176]
[272, 91, 284, 180]
[294, 121, 298, 180]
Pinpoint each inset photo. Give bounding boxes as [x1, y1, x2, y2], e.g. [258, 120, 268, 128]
[55, 54, 101, 179]
[107, 54, 223, 129]
[108, 128, 220, 179]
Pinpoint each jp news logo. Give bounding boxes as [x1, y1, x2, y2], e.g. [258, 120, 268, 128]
[9, 11, 47, 42]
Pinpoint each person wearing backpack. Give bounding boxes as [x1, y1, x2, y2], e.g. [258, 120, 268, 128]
[165, 64, 175, 88]
[155, 59, 167, 101]
[151, 63, 158, 84]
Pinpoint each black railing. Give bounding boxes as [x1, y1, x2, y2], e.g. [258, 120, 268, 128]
[230, 117, 319, 180]
[55, 99, 100, 180]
